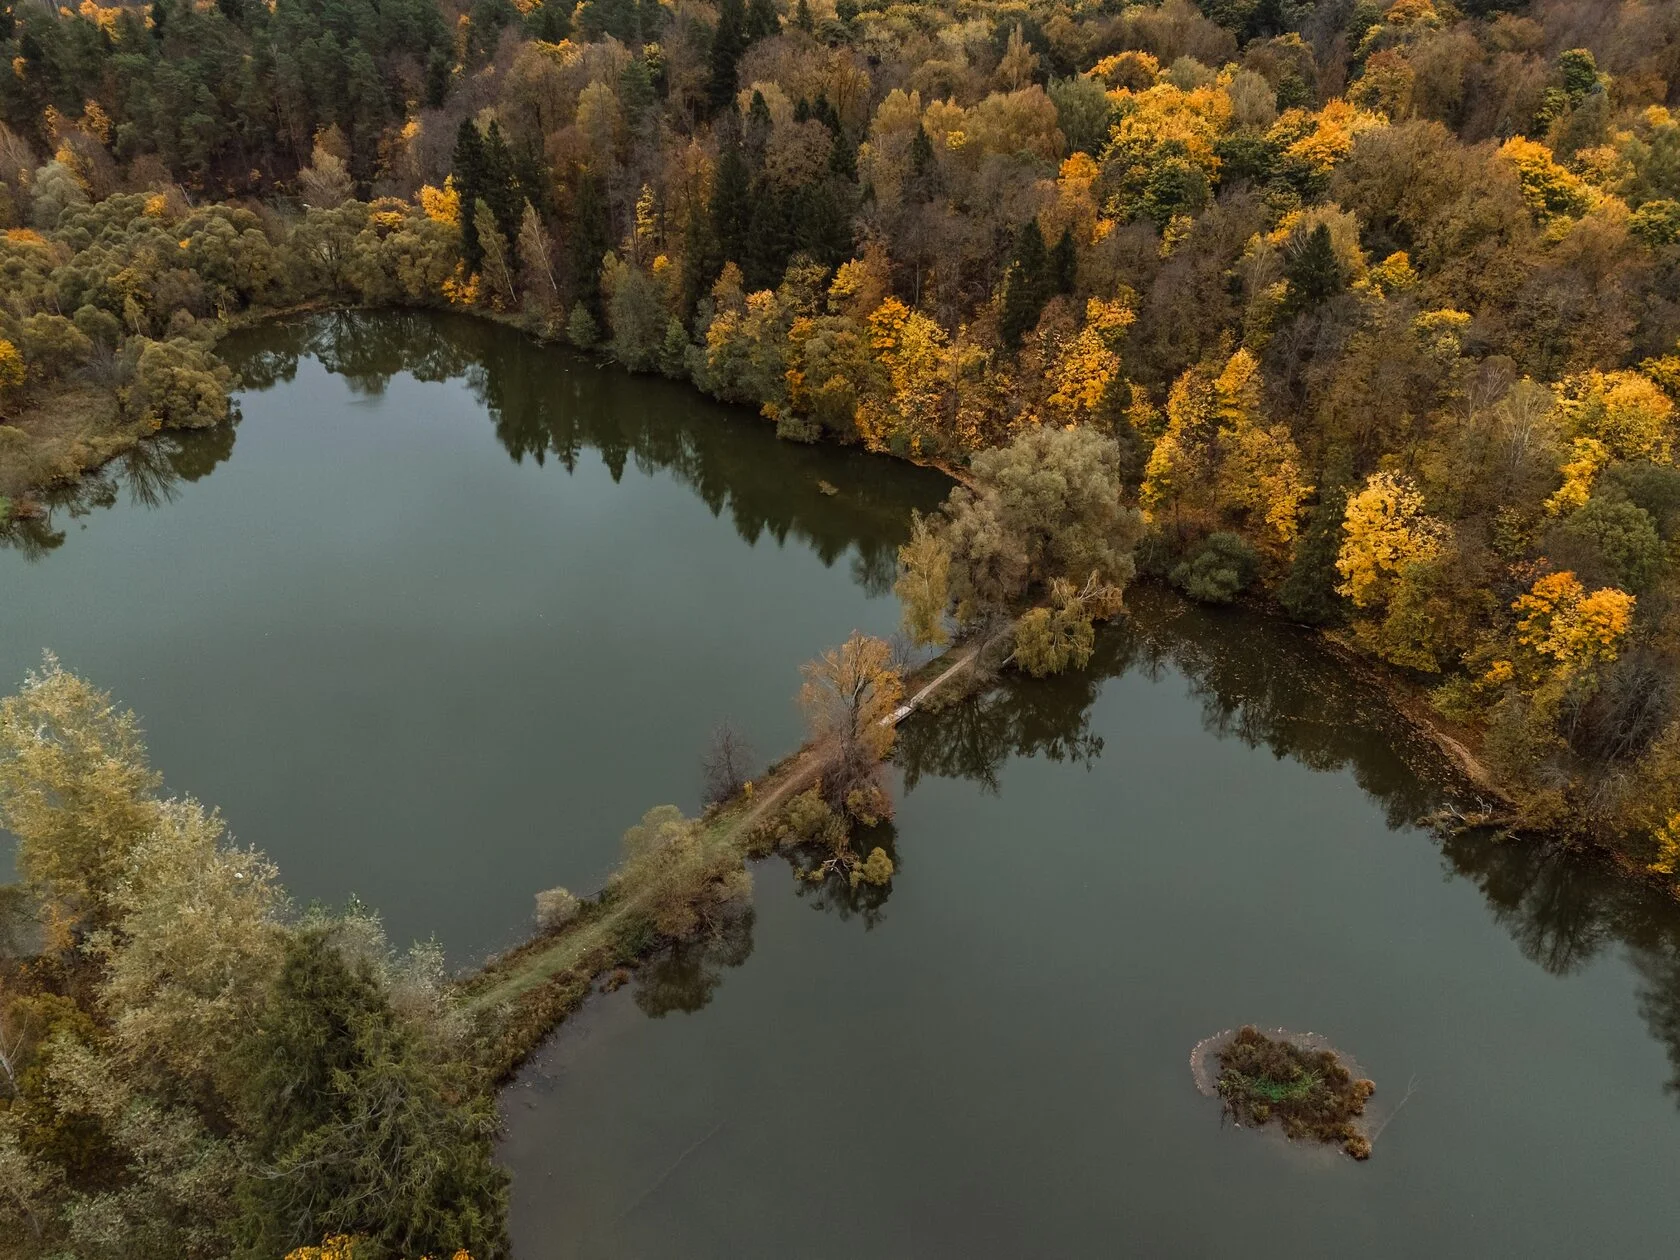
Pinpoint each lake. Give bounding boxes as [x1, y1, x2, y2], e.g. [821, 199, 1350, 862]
[0, 311, 944, 959]
[7, 311, 1680, 1256]
[502, 595, 1680, 1255]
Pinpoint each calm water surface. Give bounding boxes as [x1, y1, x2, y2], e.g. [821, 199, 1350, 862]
[9, 313, 1680, 1255]
[500, 598, 1680, 1257]
[1, 312, 943, 958]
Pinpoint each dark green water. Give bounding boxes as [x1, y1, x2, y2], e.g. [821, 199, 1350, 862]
[0, 312, 944, 959]
[9, 313, 1680, 1254]
[499, 608, 1680, 1255]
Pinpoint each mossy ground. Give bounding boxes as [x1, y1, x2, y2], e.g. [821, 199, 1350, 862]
[0, 382, 127, 512]
[1214, 1026, 1375, 1159]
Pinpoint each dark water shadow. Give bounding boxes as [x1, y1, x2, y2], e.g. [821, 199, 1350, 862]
[6, 311, 945, 581]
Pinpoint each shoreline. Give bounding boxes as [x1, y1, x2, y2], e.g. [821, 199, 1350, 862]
[7, 304, 1671, 1009]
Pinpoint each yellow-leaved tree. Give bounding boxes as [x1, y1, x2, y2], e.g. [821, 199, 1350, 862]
[1336, 470, 1463, 670]
[1210, 348, 1312, 563]
[800, 631, 904, 827]
[855, 297, 952, 454]
[1045, 297, 1133, 424]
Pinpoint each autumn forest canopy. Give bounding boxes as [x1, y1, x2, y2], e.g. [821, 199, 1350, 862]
[2, 0, 1680, 1250]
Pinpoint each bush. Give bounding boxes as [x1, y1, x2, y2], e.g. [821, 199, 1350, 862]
[534, 886, 579, 932]
[126, 337, 233, 430]
[1547, 496, 1665, 592]
[565, 302, 599, 349]
[1171, 532, 1259, 604]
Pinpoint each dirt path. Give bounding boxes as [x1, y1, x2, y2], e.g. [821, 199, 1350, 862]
[458, 642, 981, 1039]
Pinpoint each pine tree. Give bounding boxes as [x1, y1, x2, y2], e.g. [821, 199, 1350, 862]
[795, 0, 812, 31]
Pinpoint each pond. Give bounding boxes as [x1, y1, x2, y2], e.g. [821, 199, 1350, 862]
[0, 311, 945, 959]
[497, 601, 1680, 1256]
[7, 312, 1680, 1255]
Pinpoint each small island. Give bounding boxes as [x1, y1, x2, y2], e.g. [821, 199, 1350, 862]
[1193, 1026, 1376, 1160]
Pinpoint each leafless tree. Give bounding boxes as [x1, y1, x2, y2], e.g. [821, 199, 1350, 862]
[701, 720, 755, 807]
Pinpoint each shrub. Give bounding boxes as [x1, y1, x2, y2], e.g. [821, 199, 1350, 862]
[533, 887, 579, 932]
[1171, 532, 1259, 604]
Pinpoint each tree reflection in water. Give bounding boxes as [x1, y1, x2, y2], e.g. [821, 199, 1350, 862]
[2, 412, 239, 558]
[784, 821, 902, 930]
[6, 312, 939, 587]
[898, 583, 1680, 1102]
[631, 908, 757, 1019]
[18, 313, 1680, 1100]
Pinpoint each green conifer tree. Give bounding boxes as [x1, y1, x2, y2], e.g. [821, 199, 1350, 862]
[708, 0, 746, 114]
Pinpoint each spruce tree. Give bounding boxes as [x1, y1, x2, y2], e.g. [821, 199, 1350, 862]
[618, 56, 656, 127]
[707, 0, 746, 114]
[1051, 226, 1077, 294]
[1282, 223, 1347, 317]
[710, 118, 752, 272]
[235, 931, 509, 1260]
[1278, 485, 1350, 625]
[568, 169, 611, 320]
[998, 219, 1049, 348]
[452, 119, 489, 270]
[745, 0, 778, 41]
[907, 124, 937, 203]
[482, 121, 523, 242]
[526, 0, 571, 40]
[424, 49, 452, 108]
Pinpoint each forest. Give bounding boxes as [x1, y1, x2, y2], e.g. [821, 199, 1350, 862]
[1, 0, 1679, 1252]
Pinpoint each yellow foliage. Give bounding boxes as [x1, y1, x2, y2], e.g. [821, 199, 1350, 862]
[419, 176, 462, 227]
[1412, 307, 1471, 356]
[1544, 436, 1609, 516]
[1357, 250, 1418, 296]
[284, 1237, 473, 1260]
[1384, 0, 1441, 26]
[1553, 369, 1675, 463]
[1089, 51, 1160, 91]
[1109, 82, 1231, 178]
[0, 338, 25, 394]
[1272, 99, 1385, 177]
[76, 0, 123, 31]
[1513, 571, 1635, 671]
[1213, 349, 1311, 556]
[441, 265, 481, 307]
[1336, 471, 1449, 609]
[1142, 362, 1217, 516]
[1498, 136, 1597, 221]
[80, 99, 111, 144]
[142, 192, 169, 218]
[1045, 298, 1132, 422]
[857, 298, 952, 454]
